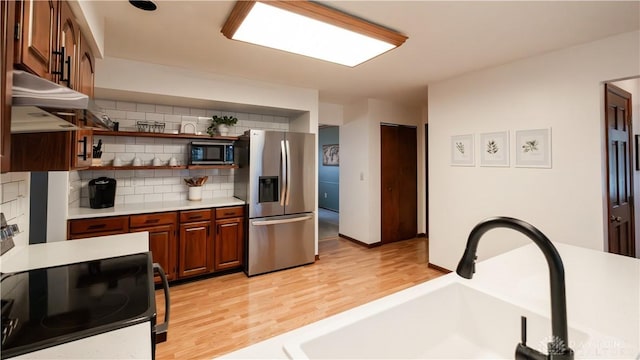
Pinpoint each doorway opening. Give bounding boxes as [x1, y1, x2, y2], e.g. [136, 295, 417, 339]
[318, 125, 339, 239]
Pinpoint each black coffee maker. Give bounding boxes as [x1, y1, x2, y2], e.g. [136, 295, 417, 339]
[89, 177, 117, 209]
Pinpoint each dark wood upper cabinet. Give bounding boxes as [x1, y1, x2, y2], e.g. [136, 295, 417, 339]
[77, 33, 94, 97]
[14, 0, 57, 80]
[1, 0, 15, 173]
[57, 0, 78, 89]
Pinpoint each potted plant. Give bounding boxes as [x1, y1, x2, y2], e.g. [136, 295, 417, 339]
[207, 115, 238, 136]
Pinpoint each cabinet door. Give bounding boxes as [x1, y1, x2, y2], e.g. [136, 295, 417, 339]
[179, 221, 212, 278]
[14, 0, 56, 80]
[214, 217, 244, 270]
[77, 33, 94, 97]
[1, 0, 15, 174]
[133, 224, 177, 282]
[56, 1, 78, 88]
[72, 128, 92, 168]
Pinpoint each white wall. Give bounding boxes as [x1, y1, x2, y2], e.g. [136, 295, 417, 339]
[612, 77, 640, 258]
[429, 30, 640, 270]
[319, 102, 344, 126]
[339, 99, 423, 244]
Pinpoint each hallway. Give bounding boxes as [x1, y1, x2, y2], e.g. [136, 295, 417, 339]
[318, 208, 338, 239]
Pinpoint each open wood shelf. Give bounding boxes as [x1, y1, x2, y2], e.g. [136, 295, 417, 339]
[87, 165, 238, 171]
[93, 130, 239, 141]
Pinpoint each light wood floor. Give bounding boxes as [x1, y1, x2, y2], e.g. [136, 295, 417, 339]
[155, 236, 444, 359]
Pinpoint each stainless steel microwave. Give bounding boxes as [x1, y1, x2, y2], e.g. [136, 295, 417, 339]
[189, 141, 234, 165]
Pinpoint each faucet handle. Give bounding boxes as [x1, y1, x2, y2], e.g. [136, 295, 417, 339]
[516, 316, 547, 360]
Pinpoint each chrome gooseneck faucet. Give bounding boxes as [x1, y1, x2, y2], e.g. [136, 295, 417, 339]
[456, 217, 574, 360]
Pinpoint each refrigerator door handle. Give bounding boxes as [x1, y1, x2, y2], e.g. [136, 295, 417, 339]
[280, 140, 287, 206]
[252, 215, 313, 226]
[285, 140, 291, 206]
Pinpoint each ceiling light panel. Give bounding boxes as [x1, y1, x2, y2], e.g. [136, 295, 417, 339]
[222, 1, 407, 67]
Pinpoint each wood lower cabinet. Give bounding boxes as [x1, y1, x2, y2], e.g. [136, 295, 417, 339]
[129, 212, 177, 282]
[68, 206, 245, 282]
[214, 217, 244, 270]
[214, 205, 245, 270]
[179, 220, 212, 278]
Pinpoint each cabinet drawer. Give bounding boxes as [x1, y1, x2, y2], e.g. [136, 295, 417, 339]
[180, 209, 211, 223]
[68, 216, 129, 238]
[130, 212, 177, 228]
[215, 206, 244, 219]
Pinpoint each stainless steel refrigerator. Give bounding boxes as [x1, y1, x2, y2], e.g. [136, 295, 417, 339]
[234, 130, 315, 276]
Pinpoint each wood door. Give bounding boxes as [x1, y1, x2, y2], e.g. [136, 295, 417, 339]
[381, 124, 418, 243]
[1, 0, 14, 174]
[14, 0, 56, 80]
[605, 83, 635, 257]
[214, 217, 244, 270]
[144, 224, 177, 282]
[179, 221, 212, 277]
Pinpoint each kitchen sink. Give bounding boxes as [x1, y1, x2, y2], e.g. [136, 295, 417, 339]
[283, 282, 589, 359]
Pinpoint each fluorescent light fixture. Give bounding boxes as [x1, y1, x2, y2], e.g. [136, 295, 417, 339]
[221, 1, 407, 67]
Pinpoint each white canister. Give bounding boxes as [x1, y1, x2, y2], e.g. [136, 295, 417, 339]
[188, 186, 202, 201]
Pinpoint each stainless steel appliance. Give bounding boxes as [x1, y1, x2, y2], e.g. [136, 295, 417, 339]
[234, 130, 315, 276]
[0, 253, 170, 359]
[189, 141, 234, 165]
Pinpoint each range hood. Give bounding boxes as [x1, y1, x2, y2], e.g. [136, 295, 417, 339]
[11, 70, 114, 133]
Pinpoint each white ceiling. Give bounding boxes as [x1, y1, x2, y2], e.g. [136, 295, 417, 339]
[91, 1, 640, 108]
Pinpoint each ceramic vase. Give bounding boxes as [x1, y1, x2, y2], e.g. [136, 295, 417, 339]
[188, 186, 202, 201]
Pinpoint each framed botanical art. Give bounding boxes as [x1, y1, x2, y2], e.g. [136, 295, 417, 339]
[480, 131, 509, 167]
[515, 128, 552, 168]
[451, 134, 474, 166]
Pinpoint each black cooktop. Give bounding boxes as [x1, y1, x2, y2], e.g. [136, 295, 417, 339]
[0, 252, 156, 359]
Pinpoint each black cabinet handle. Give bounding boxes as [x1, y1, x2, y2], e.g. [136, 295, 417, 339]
[87, 224, 106, 230]
[145, 219, 160, 224]
[78, 136, 87, 161]
[65, 55, 72, 88]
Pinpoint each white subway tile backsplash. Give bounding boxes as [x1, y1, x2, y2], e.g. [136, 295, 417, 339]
[173, 107, 190, 115]
[135, 186, 155, 194]
[144, 177, 163, 186]
[124, 195, 144, 204]
[145, 145, 164, 153]
[95, 99, 116, 109]
[126, 111, 146, 120]
[145, 112, 164, 122]
[153, 185, 173, 193]
[117, 101, 137, 111]
[156, 105, 173, 114]
[163, 193, 182, 201]
[190, 108, 206, 117]
[126, 144, 145, 153]
[136, 103, 156, 113]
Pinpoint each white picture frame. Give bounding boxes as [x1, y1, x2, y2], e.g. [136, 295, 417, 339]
[515, 128, 552, 168]
[480, 131, 509, 167]
[451, 134, 475, 166]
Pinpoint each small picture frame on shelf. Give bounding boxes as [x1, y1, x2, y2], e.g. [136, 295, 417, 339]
[515, 128, 552, 168]
[479, 131, 509, 167]
[451, 134, 475, 166]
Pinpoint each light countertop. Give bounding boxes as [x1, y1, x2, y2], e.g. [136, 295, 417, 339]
[221, 243, 640, 359]
[67, 197, 245, 219]
[0, 232, 149, 273]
